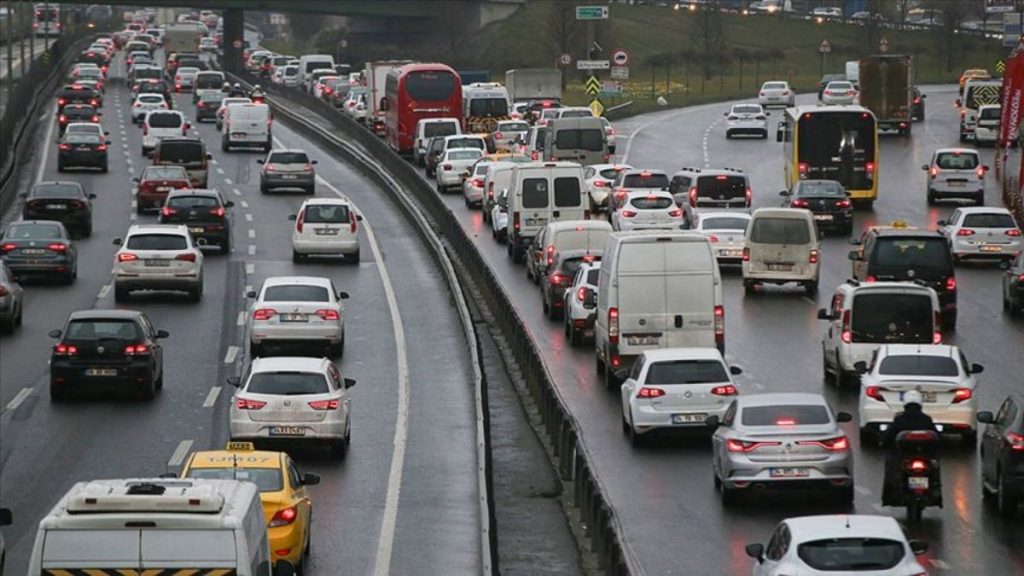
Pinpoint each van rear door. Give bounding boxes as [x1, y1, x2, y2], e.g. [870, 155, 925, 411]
[664, 245, 717, 348]
[616, 243, 670, 352]
[42, 529, 140, 572]
[141, 529, 237, 572]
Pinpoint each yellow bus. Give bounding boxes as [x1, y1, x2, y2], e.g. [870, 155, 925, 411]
[778, 105, 879, 205]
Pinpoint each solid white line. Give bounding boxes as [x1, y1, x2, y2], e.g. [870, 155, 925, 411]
[97, 284, 111, 299]
[202, 386, 221, 408]
[318, 175, 410, 576]
[237, 311, 246, 326]
[620, 106, 697, 164]
[35, 112, 57, 183]
[245, 213, 253, 222]
[5, 387, 33, 412]
[223, 345, 239, 364]
[168, 440, 194, 467]
[245, 263, 255, 274]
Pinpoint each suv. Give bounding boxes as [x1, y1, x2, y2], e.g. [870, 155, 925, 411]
[158, 189, 233, 254]
[922, 148, 987, 206]
[259, 149, 317, 194]
[671, 166, 752, 225]
[849, 223, 957, 328]
[113, 225, 204, 302]
[141, 110, 188, 156]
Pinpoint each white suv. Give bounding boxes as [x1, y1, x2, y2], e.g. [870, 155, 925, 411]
[113, 225, 204, 302]
[922, 148, 987, 206]
[563, 262, 600, 346]
[290, 198, 361, 263]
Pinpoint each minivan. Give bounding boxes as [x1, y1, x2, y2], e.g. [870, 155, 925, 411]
[222, 103, 272, 152]
[542, 116, 609, 166]
[153, 137, 212, 188]
[506, 162, 587, 262]
[298, 54, 335, 91]
[595, 232, 724, 389]
[742, 208, 821, 294]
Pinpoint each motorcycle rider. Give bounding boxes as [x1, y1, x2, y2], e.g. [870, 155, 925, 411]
[221, 81, 231, 94]
[881, 391, 938, 504]
[249, 83, 266, 102]
[228, 82, 246, 98]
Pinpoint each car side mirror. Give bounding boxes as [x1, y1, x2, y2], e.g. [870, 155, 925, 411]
[976, 411, 995, 424]
[723, 111, 728, 116]
[48, 329, 62, 339]
[256, 159, 264, 164]
[113, 237, 123, 245]
[206, 153, 213, 160]
[909, 540, 928, 555]
[614, 368, 629, 381]
[848, 250, 861, 261]
[88, 193, 97, 199]
[970, 363, 984, 374]
[817, 308, 831, 320]
[226, 376, 241, 387]
[836, 411, 853, 423]
[224, 201, 234, 208]
[779, 190, 790, 197]
[246, 290, 257, 298]
[132, 176, 140, 183]
[302, 473, 321, 486]
[156, 330, 169, 339]
[920, 164, 929, 171]
[106, 140, 112, 145]
[853, 361, 868, 374]
[287, 214, 297, 221]
[936, 219, 947, 226]
[104, 130, 110, 136]
[356, 214, 363, 221]
[921, 94, 927, 99]
[705, 415, 720, 429]
[745, 543, 764, 563]
[311, 160, 318, 165]
[338, 291, 350, 300]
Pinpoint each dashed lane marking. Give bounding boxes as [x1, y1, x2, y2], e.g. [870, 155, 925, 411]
[167, 440, 194, 468]
[233, 189, 242, 197]
[247, 229, 255, 239]
[223, 345, 239, 364]
[224, 178, 233, 185]
[237, 311, 246, 326]
[5, 387, 33, 412]
[855, 485, 872, 495]
[35, 112, 57, 183]
[97, 284, 111, 299]
[240, 200, 249, 208]
[216, 167, 225, 175]
[245, 213, 253, 222]
[248, 245, 256, 256]
[245, 263, 255, 274]
[202, 386, 221, 408]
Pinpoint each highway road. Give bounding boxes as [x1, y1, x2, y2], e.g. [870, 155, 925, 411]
[0, 48, 482, 576]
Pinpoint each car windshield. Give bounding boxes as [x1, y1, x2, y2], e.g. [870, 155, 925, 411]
[935, 152, 978, 169]
[797, 181, 846, 197]
[263, 285, 329, 302]
[167, 195, 218, 209]
[623, 173, 669, 189]
[962, 213, 1016, 228]
[148, 113, 182, 128]
[5, 224, 63, 239]
[469, 97, 509, 117]
[878, 355, 959, 377]
[32, 183, 82, 198]
[186, 467, 283, 493]
[750, 218, 810, 244]
[630, 196, 673, 210]
[246, 372, 329, 395]
[144, 166, 188, 180]
[448, 150, 483, 161]
[645, 360, 728, 385]
[499, 121, 529, 132]
[269, 152, 309, 164]
[872, 238, 951, 270]
[702, 216, 750, 231]
[126, 234, 187, 250]
[741, 404, 831, 426]
[733, 105, 762, 114]
[555, 128, 604, 151]
[65, 319, 142, 341]
[797, 538, 904, 571]
[423, 122, 458, 138]
[304, 204, 350, 224]
[850, 293, 934, 343]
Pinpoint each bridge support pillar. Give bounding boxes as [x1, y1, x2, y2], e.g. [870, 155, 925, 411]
[222, 8, 244, 74]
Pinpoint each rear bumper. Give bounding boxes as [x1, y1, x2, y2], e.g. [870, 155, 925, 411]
[631, 402, 729, 433]
[262, 174, 314, 188]
[292, 238, 359, 255]
[50, 362, 155, 388]
[6, 258, 74, 276]
[250, 324, 343, 345]
[230, 418, 346, 440]
[114, 274, 201, 291]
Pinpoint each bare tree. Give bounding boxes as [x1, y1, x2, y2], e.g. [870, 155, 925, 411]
[547, 1, 581, 60]
[926, 0, 969, 72]
[694, 0, 725, 79]
[893, 0, 913, 30]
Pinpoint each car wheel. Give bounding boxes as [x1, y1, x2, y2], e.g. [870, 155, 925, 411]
[101, 163, 108, 173]
[349, 249, 360, 264]
[998, 470, 1018, 517]
[138, 377, 156, 401]
[724, 131, 731, 139]
[926, 190, 936, 206]
[628, 418, 643, 447]
[49, 381, 68, 402]
[0, 314, 14, 334]
[136, 201, 146, 214]
[330, 437, 348, 459]
[859, 427, 874, 446]
[328, 336, 344, 358]
[942, 313, 957, 331]
[595, 354, 604, 376]
[542, 297, 550, 317]
[837, 485, 855, 506]
[804, 280, 818, 294]
[292, 250, 305, 264]
[569, 325, 582, 346]
[603, 362, 619, 391]
[114, 284, 130, 302]
[189, 282, 203, 303]
[963, 429, 978, 445]
[249, 340, 263, 358]
[975, 193, 984, 206]
[57, 161, 65, 172]
[743, 280, 756, 296]
[306, 185, 315, 195]
[719, 478, 737, 505]
[82, 222, 92, 238]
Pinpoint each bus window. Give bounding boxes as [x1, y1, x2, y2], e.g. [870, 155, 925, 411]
[798, 112, 875, 190]
[405, 71, 457, 101]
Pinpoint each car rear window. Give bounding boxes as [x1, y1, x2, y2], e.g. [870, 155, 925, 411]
[499, 121, 529, 132]
[796, 181, 846, 197]
[144, 166, 188, 180]
[64, 108, 96, 119]
[797, 538, 904, 571]
[962, 213, 1016, 228]
[599, 168, 624, 180]
[586, 269, 600, 285]
[732, 105, 762, 115]
[522, 178, 549, 209]
[167, 195, 218, 209]
[851, 293, 934, 343]
[623, 173, 669, 189]
[878, 355, 959, 377]
[446, 138, 485, 150]
[156, 142, 204, 165]
[554, 128, 604, 152]
[448, 150, 483, 161]
[423, 122, 458, 138]
[560, 110, 593, 118]
[645, 360, 728, 385]
[935, 152, 978, 169]
[702, 216, 749, 231]
[558, 257, 587, 276]
[872, 238, 951, 269]
[126, 234, 188, 250]
[246, 372, 329, 395]
[263, 285, 330, 302]
[696, 175, 747, 199]
[741, 404, 831, 426]
[32, 183, 82, 199]
[5, 224, 62, 240]
[764, 82, 787, 89]
[64, 133, 101, 144]
[749, 217, 811, 244]
[304, 204, 350, 224]
[630, 196, 673, 210]
[553, 177, 582, 207]
[66, 320, 142, 341]
[187, 468, 282, 492]
[138, 94, 164, 104]
[148, 113, 182, 128]
[269, 152, 309, 164]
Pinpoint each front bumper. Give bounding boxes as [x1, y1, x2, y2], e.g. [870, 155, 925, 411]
[59, 151, 106, 168]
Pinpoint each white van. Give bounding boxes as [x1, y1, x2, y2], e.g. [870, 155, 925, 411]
[141, 110, 188, 156]
[505, 162, 587, 262]
[742, 208, 821, 294]
[542, 116, 609, 166]
[595, 232, 724, 389]
[298, 54, 335, 92]
[222, 103, 272, 152]
[527, 219, 612, 283]
[414, 117, 462, 166]
[27, 478, 293, 576]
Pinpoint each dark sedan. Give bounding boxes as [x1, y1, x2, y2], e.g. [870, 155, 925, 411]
[22, 181, 96, 237]
[48, 309, 168, 401]
[195, 91, 224, 122]
[779, 179, 853, 234]
[57, 132, 109, 172]
[158, 189, 233, 254]
[58, 104, 101, 135]
[1003, 252, 1024, 315]
[56, 84, 101, 112]
[0, 263, 23, 334]
[912, 87, 926, 122]
[977, 394, 1024, 516]
[0, 220, 77, 283]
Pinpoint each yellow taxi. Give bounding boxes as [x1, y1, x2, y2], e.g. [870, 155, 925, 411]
[181, 442, 319, 572]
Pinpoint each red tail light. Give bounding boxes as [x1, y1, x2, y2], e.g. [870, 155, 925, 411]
[308, 399, 340, 410]
[124, 343, 150, 355]
[798, 162, 809, 176]
[494, 131, 503, 140]
[835, 199, 851, 208]
[513, 212, 520, 231]
[58, 143, 70, 151]
[952, 388, 973, 403]
[865, 275, 876, 282]
[269, 506, 297, 526]
[808, 249, 819, 264]
[593, 180, 608, 188]
[175, 253, 197, 262]
[711, 385, 737, 396]
[54, 343, 79, 356]
[295, 209, 305, 233]
[90, 99, 98, 107]
[714, 305, 725, 348]
[253, 309, 276, 321]
[0, 286, 6, 296]
[904, 458, 929, 473]
[58, 98, 67, 106]
[865, 162, 875, 175]
[668, 208, 682, 218]
[621, 209, 637, 218]
[608, 307, 619, 345]
[235, 398, 267, 410]
[198, 102, 206, 109]
[956, 229, 975, 236]
[791, 199, 809, 208]
[211, 206, 226, 217]
[1007, 229, 1021, 237]
[161, 206, 177, 217]
[303, 164, 313, 173]
[798, 436, 849, 451]
[350, 214, 358, 235]
[97, 144, 107, 152]
[117, 253, 138, 262]
[470, 178, 485, 188]
[577, 287, 587, 302]
[549, 273, 566, 286]
[442, 164, 453, 171]
[742, 247, 750, 261]
[727, 439, 780, 452]
[47, 243, 67, 253]
[977, 166, 986, 178]
[315, 309, 340, 320]
[59, 114, 68, 123]
[934, 311, 942, 343]
[545, 244, 556, 266]
[1007, 432, 1024, 451]
[841, 309, 852, 343]
[945, 277, 957, 292]
[91, 115, 99, 123]
[637, 387, 665, 398]
[745, 187, 752, 204]
[865, 386, 885, 401]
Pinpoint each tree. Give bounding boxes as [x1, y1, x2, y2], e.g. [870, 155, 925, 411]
[926, 0, 970, 72]
[288, 13, 324, 49]
[893, 0, 913, 30]
[547, 1, 581, 62]
[694, 0, 725, 79]
[732, 47, 751, 90]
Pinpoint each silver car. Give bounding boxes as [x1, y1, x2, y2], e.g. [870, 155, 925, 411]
[435, 148, 484, 193]
[939, 207, 1022, 263]
[0, 263, 24, 333]
[691, 211, 751, 265]
[247, 276, 348, 356]
[259, 149, 317, 194]
[228, 356, 354, 457]
[758, 80, 795, 108]
[821, 81, 857, 105]
[711, 393, 854, 504]
[923, 148, 986, 205]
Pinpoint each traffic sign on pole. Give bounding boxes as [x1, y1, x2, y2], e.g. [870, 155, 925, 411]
[558, 53, 572, 67]
[576, 5, 609, 20]
[818, 39, 832, 54]
[584, 75, 601, 95]
[612, 49, 630, 67]
[997, 59, 1007, 74]
[577, 60, 611, 70]
[611, 66, 629, 80]
[589, 99, 605, 117]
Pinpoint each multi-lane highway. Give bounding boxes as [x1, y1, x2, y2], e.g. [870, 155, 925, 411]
[0, 49, 483, 576]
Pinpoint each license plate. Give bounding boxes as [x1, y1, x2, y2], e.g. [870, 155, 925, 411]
[156, 186, 171, 192]
[626, 335, 659, 346]
[979, 245, 1002, 252]
[85, 368, 117, 376]
[315, 228, 338, 235]
[671, 413, 707, 424]
[908, 476, 929, 490]
[45, 204, 66, 210]
[269, 426, 306, 436]
[767, 263, 793, 271]
[189, 226, 205, 234]
[281, 174, 298, 180]
[525, 218, 546, 226]
[770, 467, 810, 478]
[21, 249, 45, 255]
[901, 390, 937, 403]
[721, 249, 743, 258]
[280, 313, 308, 322]
[948, 181, 965, 188]
[813, 214, 833, 221]
[145, 259, 170, 267]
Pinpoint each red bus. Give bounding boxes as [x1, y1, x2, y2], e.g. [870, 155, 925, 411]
[384, 63, 462, 155]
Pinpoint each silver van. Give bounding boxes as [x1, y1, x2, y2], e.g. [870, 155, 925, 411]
[506, 162, 587, 262]
[742, 208, 821, 294]
[542, 117, 609, 166]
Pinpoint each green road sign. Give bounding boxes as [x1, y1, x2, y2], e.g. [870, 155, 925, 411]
[585, 75, 601, 95]
[576, 6, 609, 20]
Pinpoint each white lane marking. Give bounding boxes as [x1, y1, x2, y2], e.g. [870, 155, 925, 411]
[167, 440, 194, 468]
[35, 112, 57, 183]
[854, 485, 872, 496]
[224, 178, 233, 185]
[750, 382, 765, 390]
[233, 189, 242, 197]
[237, 311, 246, 326]
[245, 213, 253, 222]
[701, 117, 723, 167]
[202, 386, 221, 408]
[97, 284, 111, 299]
[871, 503, 888, 513]
[248, 245, 256, 255]
[240, 200, 249, 208]
[129, 212, 137, 221]
[245, 263, 255, 274]
[5, 387, 33, 412]
[223, 345, 239, 364]
[247, 229, 255, 238]
[801, 296, 817, 305]
[317, 175, 410, 576]
[210, 158, 218, 165]
[216, 167, 225, 175]
[620, 106, 698, 164]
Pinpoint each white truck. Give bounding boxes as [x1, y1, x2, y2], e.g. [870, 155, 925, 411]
[505, 69, 563, 103]
[163, 23, 202, 56]
[364, 60, 413, 137]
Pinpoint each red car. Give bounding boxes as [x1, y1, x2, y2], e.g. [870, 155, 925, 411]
[132, 165, 191, 214]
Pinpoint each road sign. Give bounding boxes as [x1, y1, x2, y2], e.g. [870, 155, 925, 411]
[611, 49, 630, 67]
[879, 37, 889, 52]
[1005, 13, 1022, 47]
[340, 39, 349, 48]
[584, 75, 601, 95]
[600, 81, 622, 96]
[558, 53, 572, 67]
[577, 60, 611, 70]
[818, 40, 832, 54]
[589, 99, 605, 117]
[611, 66, 629, 80]
[576, 5, 609, 20]
[997, 59, 1007, 74]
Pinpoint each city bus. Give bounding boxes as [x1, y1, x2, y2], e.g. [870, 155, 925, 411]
[384, 63, 462, 156]
[33, 3, 61, 37]
[778, 105, 879, 204]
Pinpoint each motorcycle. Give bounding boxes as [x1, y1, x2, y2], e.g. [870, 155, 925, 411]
[883, 430, 943, 522]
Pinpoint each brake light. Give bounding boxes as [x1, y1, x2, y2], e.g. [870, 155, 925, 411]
[494, 131, 503, 140]
[952, 388, 973, 403]
[668, 208, 682, 218]
[295, 209, 305, 233]
[211, 206, 226, 218]
[808, 249, 819, 264]
[620, 209, 638, 218]
[549, 273, 566, 286]
[714, 305, 724, 348]
[91, 115, 99, 123]
[835, 199, 851, 209]
[58, 98, 66, 106]
[303, 164, 313, 173]
[945, 277, 957, 292]
[726, 439, 780, 452]
[175, 253, 197, 262]
[442, 164, 453, 171]
[841, 309, 852, 343]
[977, 166, 986, 178]
[866, 162, 875, 175]
[742, 247, 750, 261]
[308, 399, 340, 410]
[710, 385, 737, 396]
[802, 436, 849, 451]
[97, 144, 107, 152]
[59, 114, 67, 123]
[865, 275, 876, 282]
[1007, 432, 1024, 451]
[745, 187, 752, 204]
[791, 199, 809, 208]
[798, 162, 809, 176]
[350, 214, 358, 235]
[865, 386, 885, 401]
[315, 309, 340, 320]
[904, 458, 929, 473]
[253, 309, 276, 321]
[269, 506, 297, 526]
[513, 212, 520, 231]
[54, 343, 79, 356]
[161, 206, 177, 217]
[265, 163, 275, 172]
[90, 99, 98, 106]
[471, 178, 485, 188]
[198, 102, 205, 109]
[593, 180, 608, 188]
[159, 102, 168, 109]
[117, 252, 138, 262]
[637, 387, 665, 398]
[608, 307, 619, 345]
[956, 229, 975, 236]
[124, 343, 150, 355]
[1006, 229, 1021, 237]
[824, 90, 832, 96]
[577, 288, 588, 302]
[58, 143, 70, 151]
[235, 398, 267, 410]
[47, 243, 67, 253]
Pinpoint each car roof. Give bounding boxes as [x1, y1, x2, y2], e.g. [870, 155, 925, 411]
[934, 147, 979, 156]
[262, 275, 333, 288]
[879, 344, 957, 358]
[697, 211, 751, 220]
[752, 207, 810, 218]
[842, 281, 937, 295]
[186, 447, 284, 469]
[622, 168, 668, 176]
[868, 226, 943, 238]
[737, 392, 828, 407]
[251, 356, 330, 373]
[955, 206, 1013, 216]
[301, 197, 350, 207]
[641, 348, 726, 362]
[68, 309, 144, 321]
[589, 163, 633, 171]
[784, 515, 904, 542]
[127, 224, 189, 235]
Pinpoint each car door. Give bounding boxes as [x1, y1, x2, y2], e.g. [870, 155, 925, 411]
[285, 457, 312, 539]
[140, 314, 163, 374]
[942, 209, 962, 238]
[620, 354, 644, 420]
[824, 290, 844, 365]
[984, 398, 1018, 483]
[755, 523, 790, 576]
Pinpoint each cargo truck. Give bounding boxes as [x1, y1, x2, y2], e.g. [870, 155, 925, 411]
[164, 23, 202, 56]
[858, 54, 913, 136]
[505, 69, 562, 103]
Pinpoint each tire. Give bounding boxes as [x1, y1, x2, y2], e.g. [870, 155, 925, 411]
[221, 140, 229, 152]
[942, 313, 957, 331]
[998, 471, 1019, 517]
[595, 354, 604, 376]
[926, 191, 936, 206]
[349, 249, 360, 263]
[101, 163, 109, 173]
[328, 335, 344, 358]
[292, 250, 305, 264]
[804, 280, 818, 294]
[57, 161, 65, 173]
[542, 297, 550, 317]
[975, 193, 984, 206]
[859, 427, 874, 446]
[155, 368, 164, 390]
[219, 237, 231, 255]
[138, 377, 156, 401]
[628, 419, 643, 447]
[189, 281, 203, 303]
[743, 280, 756, 296]
[569, 325, 582, 346]
[49, 381, 68, 402]
[603, 361, 619, 391]
[249, 341, 263, 358]
[836, 485, 855, 506]
[0, 314, 14, 335]
[306, 185, 315, 195]
[114, 284, 129, 302]
[136, 202, 146, 215]
[330, 437, 347, 459]
[907, 499, 923, 523]
[725, 131, 732, 139]
[836, 365, 852, 389]
[719, 478, 737, 506]
[963, 429, 978, 446]
[81, 222, 92, 238]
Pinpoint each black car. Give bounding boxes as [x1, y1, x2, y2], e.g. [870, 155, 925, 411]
[22, 181, 96, 237]
[77, 49, 109, 68]
[911, 87, 926, 122]
[56, 84, 101, 112]
[195, 91, 224, 122]
[977, 394, 1024, 516]
[780, 179, 853, 234]
[542, 251, 599, 321]
[48, 309, 168, 401]
[58, 104, 100, 135]
[57, 131, 109, 172]
[1003, 252, 1024, 315]
[158, 189, 233, 254]
[0, 220, 77, 283]
[133, 79, 173, 103]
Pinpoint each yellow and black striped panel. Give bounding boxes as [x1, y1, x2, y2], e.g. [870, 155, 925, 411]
[971, 84, 1000, 105]
[42, 565, 237, 569]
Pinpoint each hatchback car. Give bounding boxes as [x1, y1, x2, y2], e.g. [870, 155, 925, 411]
[922, 148, 987, 205]
[938, 207, 1021, 264]
[690, 211, 750, 265]
[758, 80, 794, 108]
[821, 80, 858, 105]
[0, 263, 24, 334]
[609, 169, 671, 212]
[977, 394, 1024, 516]
[583, 163, 633, 212]
[611, 191, 683, 232]
[133, 165, 191, 214]
[58, 104, 100, 135]
[1003, 252, 1024, 315]
[541, 250, 599, 321]
[48, 309, 168, 401]
[22, 181, 95, 237]
[173, 66, 200, 92]
[195, 91, 225, 122]
[780, 179, 853, 234]
[436, 148, 484, 193]
[290, 198, 361, 263]
[0, 221, 77, 283]
[113, 225, 204, 302]
[673, 167, 752, 224]
[247, 276, 349, 356]
[724, 103, 768, 139]
[562, 261, 599, 346]
[158, 189, 233, 254]
[57, 131, 109, 172]
[816, 73, 848, 100]
[621, 348, 742, 446]
[56, 84, 101, 112]
[141, 110, 189, 156]
[216, 97, 252, 130]
[228, 356, 354, 457]
[259, 149, 317, 194]
[131, 93, 169, 122]
[491, 120, 530, 152]
[462, 158, 492, 208]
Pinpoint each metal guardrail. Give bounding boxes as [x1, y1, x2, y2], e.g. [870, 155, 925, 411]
[228, 73, 641, 575]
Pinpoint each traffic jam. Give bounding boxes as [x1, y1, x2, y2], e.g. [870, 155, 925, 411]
[1, 3, 1023, 576]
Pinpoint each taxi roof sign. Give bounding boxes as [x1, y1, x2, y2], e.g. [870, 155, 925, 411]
[226, 441, 255, 451]
[890, 220, 909, 228]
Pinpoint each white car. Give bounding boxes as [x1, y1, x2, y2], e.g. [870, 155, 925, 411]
[280, 64, 300, 87]
[611, 190, 683, 232]
[601, 117, 617, 153]
[758, 80, 794, 108]
[247, 276, 349, 357]
[491, 187, 509, 242]
[462, 159, 491, 208]
[745, 515, 929, 576]
[690, 211, 750, 265]
[130, 93, 168, 122]
[141, 110, 189, 156]
[724, 103, 768, 139]
[939, 206, 1022, 264]
[821, 80, 857, 105]
[435, 148, 484, 193]
[290, 197, 361, 263]
[313, 75, 341, 100]
[216, 97, 252, 130]
[974, 103, 1000, 146]
[173, 66, 200, 92]
[923, 148, 986, 206]
[492, 120, 529, 152]
[562, 262, 599, 346]
[228, 356, 354, 457]
[113, 225, 204, 302]
[620, 348, 741, 445]
[583, 163, 632, 212]
[858, 344, 983, 443]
